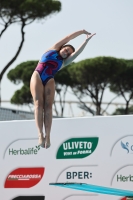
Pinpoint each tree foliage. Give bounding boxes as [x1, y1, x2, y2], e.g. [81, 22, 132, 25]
[0, 0, 61, 104]
[0, 0, 61, 37]
[7, 61, 37, 106]
[8, 57, 133, 116]
[110, 59, 133, 114]
[112, 105, 133, 115]
[7, 60, 38, 85]
[68, 56, 122, 115]
[11, 85, 31, 104]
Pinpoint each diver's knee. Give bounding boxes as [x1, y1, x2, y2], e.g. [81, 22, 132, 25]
[34, 99, 43, 109]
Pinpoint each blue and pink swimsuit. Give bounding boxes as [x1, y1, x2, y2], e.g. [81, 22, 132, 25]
[35, 50, 63, 85]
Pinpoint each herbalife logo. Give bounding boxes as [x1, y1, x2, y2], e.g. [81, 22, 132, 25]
[117, 174, 133, 182]
[121, 141, 133, 154]
[9, 145, 41, 156]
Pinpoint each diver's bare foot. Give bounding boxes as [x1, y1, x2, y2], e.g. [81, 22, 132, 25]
[38, 134, 45, 148]
[45, 136, 51, 149]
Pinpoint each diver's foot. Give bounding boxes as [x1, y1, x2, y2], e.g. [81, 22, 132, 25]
[45, 136, 51, 149]
[38, 134, 45, 148]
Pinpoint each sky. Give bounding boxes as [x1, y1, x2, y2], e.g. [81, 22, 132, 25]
[0, 0, 133, 116]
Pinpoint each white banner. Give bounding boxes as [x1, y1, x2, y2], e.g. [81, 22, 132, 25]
[1, 116, 133, 200]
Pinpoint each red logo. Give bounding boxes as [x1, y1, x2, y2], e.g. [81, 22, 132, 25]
[4, 167, 44, 188]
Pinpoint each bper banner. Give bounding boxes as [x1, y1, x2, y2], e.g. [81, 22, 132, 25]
[1, 116, 133, 200]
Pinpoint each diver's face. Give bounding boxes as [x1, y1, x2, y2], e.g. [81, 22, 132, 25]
[59, 46, 74, 59]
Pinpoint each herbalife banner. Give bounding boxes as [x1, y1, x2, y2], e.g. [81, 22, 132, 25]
[1, 116, 133, 200]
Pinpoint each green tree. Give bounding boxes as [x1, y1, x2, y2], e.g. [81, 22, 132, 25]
[110, 59, 133, 114]
[0, 0, 61, 104]
[11, 85, 32, 111]
[0, 0, 19, 37]
[7, 61, 37, 110]
[112, 105, 133, 115]
[8, 57, 132, 117]
[69, 57, 122, 115]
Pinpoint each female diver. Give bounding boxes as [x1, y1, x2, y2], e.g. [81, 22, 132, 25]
[30, 30, 96, 149]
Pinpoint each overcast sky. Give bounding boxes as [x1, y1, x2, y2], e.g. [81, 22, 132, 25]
[0, 0, 133, 115]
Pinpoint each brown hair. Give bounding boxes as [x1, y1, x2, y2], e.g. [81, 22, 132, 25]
[60, 44, 75, 52]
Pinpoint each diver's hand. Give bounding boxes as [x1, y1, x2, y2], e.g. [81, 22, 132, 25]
[86, 33, 96, 42]
[82, 29, 91, 35]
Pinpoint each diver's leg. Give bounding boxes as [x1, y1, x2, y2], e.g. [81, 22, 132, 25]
[30, 71, 45, 146]
[43, 78, 55, 149]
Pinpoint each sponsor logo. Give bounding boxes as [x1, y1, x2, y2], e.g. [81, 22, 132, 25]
[4, 167, 44, 188]
[9, 145, 40, 156]
[56, 137, 99, 159]
[117, 174, 133, 182]
[3, 139, 43, 159]
[111, 166, 133, 192]
[110, 136, 133, 156]
[56, 166, 96, 184]
[121, 141, 133, 154]
[66, 171, 92, 179]
[12, 196, 45, 200]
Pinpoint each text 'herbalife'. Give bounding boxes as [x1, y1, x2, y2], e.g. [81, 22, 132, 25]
[9, 146, 40, 156]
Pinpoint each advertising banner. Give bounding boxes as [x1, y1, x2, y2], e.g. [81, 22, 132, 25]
[1, 116, 133, 200]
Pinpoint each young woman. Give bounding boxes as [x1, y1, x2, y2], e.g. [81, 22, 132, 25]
[30, 29, 96, 149]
